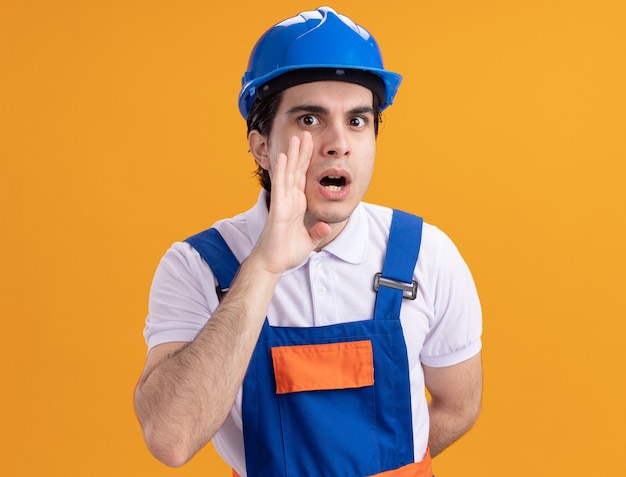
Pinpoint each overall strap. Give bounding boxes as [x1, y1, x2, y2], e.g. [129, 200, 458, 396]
[373, 210, 424, 320]
[185, 228, 240, 301]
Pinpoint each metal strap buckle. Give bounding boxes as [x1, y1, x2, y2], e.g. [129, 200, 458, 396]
[373, 273, 418, 300]
[215, 285, 229, 302]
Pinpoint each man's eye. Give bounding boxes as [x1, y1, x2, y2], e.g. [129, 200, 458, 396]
[299, 115, 319, 126]
[350, 117, 366, 127]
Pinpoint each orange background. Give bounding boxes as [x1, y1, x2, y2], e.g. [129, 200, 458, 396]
[2, 0, 625, 475]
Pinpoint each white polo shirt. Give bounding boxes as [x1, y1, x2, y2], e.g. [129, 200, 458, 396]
[144, 191, 482, 475]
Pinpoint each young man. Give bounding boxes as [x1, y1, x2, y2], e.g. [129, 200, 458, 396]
[134, 6, 482, 477]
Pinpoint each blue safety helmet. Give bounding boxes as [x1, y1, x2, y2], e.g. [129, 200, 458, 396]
[238, 6, 402, 119]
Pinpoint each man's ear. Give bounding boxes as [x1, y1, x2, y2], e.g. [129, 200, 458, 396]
[248, 130, 270, 171]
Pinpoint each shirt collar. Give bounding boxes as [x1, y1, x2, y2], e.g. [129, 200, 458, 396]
[322, 203, 369, 264]
[246, 190, 270, 246]
[245, 190, 369, 266]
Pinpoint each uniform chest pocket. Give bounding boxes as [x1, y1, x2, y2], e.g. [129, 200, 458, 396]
[271, 340, 374, 394]
[270, 340, 379, 476]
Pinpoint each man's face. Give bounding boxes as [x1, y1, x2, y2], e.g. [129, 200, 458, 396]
[266, 81, 377, 231]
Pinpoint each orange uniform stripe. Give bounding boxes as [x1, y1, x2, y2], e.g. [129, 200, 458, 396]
[367, 450, 433, 477]
[271, 340, 374, 394]
[233, 451, 431, 477]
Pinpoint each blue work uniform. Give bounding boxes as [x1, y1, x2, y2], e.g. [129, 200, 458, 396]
[186, 209, 432, 477]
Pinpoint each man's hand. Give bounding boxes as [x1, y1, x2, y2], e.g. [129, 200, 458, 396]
[254, 132, 331, 275]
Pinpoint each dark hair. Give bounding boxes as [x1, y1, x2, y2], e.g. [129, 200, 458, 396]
[247, 87, 383, 192]
[247, 92, 283, 191]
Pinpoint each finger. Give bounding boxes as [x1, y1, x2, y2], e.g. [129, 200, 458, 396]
[271, 152, 288, 195]
[309, 221, 332, 245]
[295, 132, 313, 188]
[283, 135, 301, 188]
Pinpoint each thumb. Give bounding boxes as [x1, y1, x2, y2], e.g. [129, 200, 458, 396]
[309, 222, 332, 247]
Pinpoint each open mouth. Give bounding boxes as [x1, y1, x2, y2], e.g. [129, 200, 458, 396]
[319, 175, 346, 191]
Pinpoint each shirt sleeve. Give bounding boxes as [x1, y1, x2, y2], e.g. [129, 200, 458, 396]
[143, 241, 220, 351]
[419, 227, 483, 368]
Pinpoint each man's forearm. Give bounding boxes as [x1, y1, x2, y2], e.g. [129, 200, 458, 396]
[135, 131, 333, 467]
[427, 398, 481, 457]
[423, 353, 483, 458]
[134, 254, 281, 467]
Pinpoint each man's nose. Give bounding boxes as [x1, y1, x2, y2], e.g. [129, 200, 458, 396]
[322, 123, 350, 158]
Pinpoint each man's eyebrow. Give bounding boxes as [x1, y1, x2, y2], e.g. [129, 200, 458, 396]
[285, 104, 376, 116]
[348, 106, 376, 116]
[285, 105, 330, 116]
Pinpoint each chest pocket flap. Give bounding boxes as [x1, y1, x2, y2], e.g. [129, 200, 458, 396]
[271, 340, 374, 394]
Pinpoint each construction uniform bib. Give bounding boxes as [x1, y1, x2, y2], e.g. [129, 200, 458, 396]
[186, 209, 432, 477]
